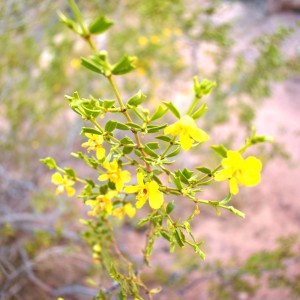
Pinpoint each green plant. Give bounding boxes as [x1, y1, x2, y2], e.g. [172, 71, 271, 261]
[41, 1, 272, 299]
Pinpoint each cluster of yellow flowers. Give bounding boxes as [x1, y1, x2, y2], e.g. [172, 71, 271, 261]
[51, 116, 262, 219]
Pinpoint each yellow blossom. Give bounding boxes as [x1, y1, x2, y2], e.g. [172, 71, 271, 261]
[81, 133, 105, 160]
[70, 58, 81, 69]
[150, 35, 160, 44]
[98, 160, 131, 191]
[214, 150, 262, 195]
[86, 191, 115, 216]
[164, 115, 209, 151]
[138, 36, 148, 46]
[51, 172, 75, 197]
[112, 203, 136, 220]
[162, 28, 171, 37]
[124, 173, 164, 209]
[136, 67, 146, 77]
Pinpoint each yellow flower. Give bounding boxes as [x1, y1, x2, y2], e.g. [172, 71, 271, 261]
[86, 191, 115, 216]
[51, 172, 75, 197]
[214, 151, 262, 195]
[70, 58, 81, 69]
[81, 133, 105, 160]
[98, 160, 131, 191]
[124, 173, 164, 209]
[162, 28, 171, 37]
[164, 115, 209, 151]
[150, 35, 160, 44]
[138, 36, 148, 46]
[112, 203, 136, 220]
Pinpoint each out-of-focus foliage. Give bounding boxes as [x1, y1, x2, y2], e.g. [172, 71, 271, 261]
[208, 235, 300, 299]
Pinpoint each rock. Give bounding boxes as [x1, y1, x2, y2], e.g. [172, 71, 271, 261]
[267, 0, 300, 13]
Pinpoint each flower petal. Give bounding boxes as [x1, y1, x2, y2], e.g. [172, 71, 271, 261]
[136, 196, 147, 209]
[149, 190, 164, 209]
[223, 151, 243, 168]
[214, 169, 233, 181]
[165, 123, 180, 136]
[192, 128, 210, 143]
[137, 172, 144, 186]
[229, 178, 239, 195]
[180, 134, 193, 151]
[124, 185, 140, 193]
[98, 174, 108, 181]
[124, 204, 136, 218]
[149, 181, 164, 209]
[56, 185, 64, 195]
[66, 186, 76, 197]
[121, 170, 131, 183]
[51, 172, 63, 184]
[115, 179, 124, 191]
[96, 147, 105, 160]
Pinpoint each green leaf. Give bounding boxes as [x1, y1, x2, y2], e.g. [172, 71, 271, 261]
[126, 122, 142, 130]
[163, 101, 181, 119]
[68, 0, 84, 28]
[85, 179, 95, 188]
[152, 174, 162, 185]
[105, 120, 117, 132]
[196, 167, 211, 175]
[166, 201, 175, 214]
[112, 55, 137, 75]
[182, 168, 194, 179]
[150, 105, 168, 121]
[144, 145, 159, 158]
[64, 168, 76, 179]
[116, 122, 130, 130]
[211, 144, 228, 158]
[88, 16, 114, 34]
[174, 229, 185, 247]
[199, 178, 213, 185]
[194, 245, 206, 260]
[166, 147, 180, 158]
[57, 11, 79, 33]
[40, 157, 57, 170]
[120, 137, 135, 145]
[155, 136, 172, 142]
[137, 214, 153, 227]
[219, 193, 232, 205]
[161, 231, 170, 241]
[122, 146, 133, 155]
[191, 103, 208, 120]
[102, 99, 115, 108]
[80, 127, 103, 136]
[81, 57, 104, 74]
[175, 170, 189, 185]
[127, 90, 147, 107]
[147, 124, 168, 133]
[173, 176, 182, 190]
[145, 142, 159, 150]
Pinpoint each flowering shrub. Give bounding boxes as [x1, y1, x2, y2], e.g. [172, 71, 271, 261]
[41, 1, 272, 298]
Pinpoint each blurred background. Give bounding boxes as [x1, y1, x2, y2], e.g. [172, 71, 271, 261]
[1, 0, 300, 299]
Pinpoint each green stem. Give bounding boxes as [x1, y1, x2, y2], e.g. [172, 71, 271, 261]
[107, 76, 152, 172]
[186, 96, 200, 115]
[161, 137, 177, 159]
